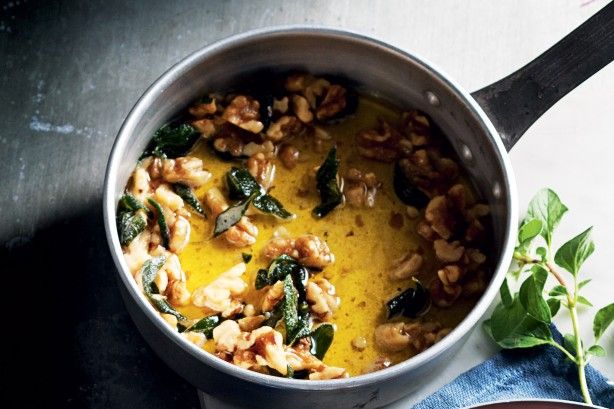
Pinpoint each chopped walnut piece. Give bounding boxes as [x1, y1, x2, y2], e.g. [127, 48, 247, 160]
[306, 278, 339, 321]
[357, 119, 408, 162]
[189, 98, 217, 118]
[213, 320, 242, 353]
[430, 278, 462, 307]
[343, 168, 381, 208]
[238, 315, 266, 332]
[265, 115, 303, 142]
[191, 263, 247, 314]
[389, 252, 423, 280]
[433, 239, 465, 263]
[279, 144, 300, 169]
[192, 118, 218, 138]
[167, 280, 191, 307]
[272, 96, 289, 114]
[425, 195, 455, 240]
[130, 167, 152, 201]
[403, 321, 450, 351]
[263, 234, 335, 269]
[374, 322, 410, 352]
[261, 280, 284, 312]
[222, 95, 264, 134]
[401, 110, 431, 146]
[246, 152, 276, 190]
[437, 265, 463, 286]
[160, 157, 212, 188]
[308, 366, 348, 380]
[292, 95, 314, 123]
[316, 84, 346, 120]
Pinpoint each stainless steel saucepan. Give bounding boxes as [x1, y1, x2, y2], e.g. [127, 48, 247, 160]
[103, 4, 614, 408]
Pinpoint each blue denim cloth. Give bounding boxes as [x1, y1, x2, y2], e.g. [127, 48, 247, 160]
[413, 330, 614, 408]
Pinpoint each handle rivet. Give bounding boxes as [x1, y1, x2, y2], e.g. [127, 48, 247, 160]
[492, 182, 502, 199]
[425, 91, 440, 106]
[461, 144, 473, 162]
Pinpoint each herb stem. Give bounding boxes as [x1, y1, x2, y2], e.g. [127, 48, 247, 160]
[549, 340, 577, 363]
[513, 252, 593, 404]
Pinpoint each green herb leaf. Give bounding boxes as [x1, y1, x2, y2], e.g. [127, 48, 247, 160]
[253, 194, 294, 219]
[526, 188, 568, 247]
[117, 194, 148, 246]
[255, 255, 308, 292]
[587, 344, 606, 357]
[547, 298, 561, 317]
[549, 285, 568, 298]
[226, 167, 262, 200]
[578, 279, 592, 289]
[518, 219, 543, 247]
[172, 183, 206, 216]
[393, 161, 429, 208]
[554, 227, 595, 277]
[310, 323, 335, 360]
[242, 253, 253, 264]
[213, 195, 255, 237]
[282, 274, 311, 345]
[118, 193, 147, 213]
[386, 278, 430, 319]
[593, 303, 614, 342]
[577, 296, 593, 307]
[500, 278, 513, 307]
[187, 315, 221, 337]
[488, 298, 553, 348]
[262, 303, 284, 328]
[148, 294, 186, 320]
[147, 198, 170, 249]
[518, 265, 551, 323]
[140, 255, 167, 294]
[313, 147, 343, 218]
[117, 211, 147, 246]
[142, 123, 199, 159]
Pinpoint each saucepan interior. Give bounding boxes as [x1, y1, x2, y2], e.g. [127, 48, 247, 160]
[104, 27, 518, 408]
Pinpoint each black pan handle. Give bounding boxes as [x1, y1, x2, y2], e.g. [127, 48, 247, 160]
[471, 1, 614, 151]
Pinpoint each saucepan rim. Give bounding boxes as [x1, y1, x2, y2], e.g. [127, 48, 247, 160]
[103, 25, 518, 391]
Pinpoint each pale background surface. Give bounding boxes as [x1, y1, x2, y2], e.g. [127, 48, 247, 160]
[0, 0, 612, 408]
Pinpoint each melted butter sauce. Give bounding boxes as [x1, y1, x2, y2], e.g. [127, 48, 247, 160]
[177, 97, 480, 375]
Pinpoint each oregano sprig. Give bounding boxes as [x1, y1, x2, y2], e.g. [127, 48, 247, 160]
[485, 188, 614, 405]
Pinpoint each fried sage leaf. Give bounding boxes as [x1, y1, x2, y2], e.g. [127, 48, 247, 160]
[186, 315, 221, 338]
[282, 274, 311, 345]
[386, 278, 430, 319]
[172, 183, 205, 216]
[149, 294, 187, 320]
[142, 123, 200, 159]
[393, 161, 429, 208]
[310, 323, 334, 360]
[117, 211, 147, 247]
[227, 167, 262, 200]
[117, 194, 147, 246]
[313, 147, 343, 218]
[140, 255, 167, 295]
[255, 255, 308, 293]
[119, 193, 147, 213]
[147, 198, 170, 249]
[253, 194, 294, 220]
[213, 194, 255, 237]
[226, 167, 293, 219]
